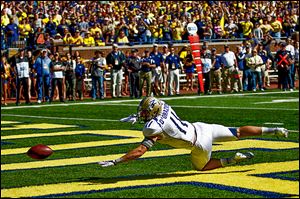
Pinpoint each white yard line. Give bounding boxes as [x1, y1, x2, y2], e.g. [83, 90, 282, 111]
[254, 98, 299, 104]
[1, 114, 119, 122]
[1, 91, 298, 110]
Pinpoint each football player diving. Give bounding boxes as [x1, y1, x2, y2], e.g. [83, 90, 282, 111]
[98, 97, 288, 171]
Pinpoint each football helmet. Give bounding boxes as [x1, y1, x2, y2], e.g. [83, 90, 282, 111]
[137, 97, 163, 122]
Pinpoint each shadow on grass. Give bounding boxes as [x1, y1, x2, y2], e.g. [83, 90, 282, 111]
[71, 169, 254, 185]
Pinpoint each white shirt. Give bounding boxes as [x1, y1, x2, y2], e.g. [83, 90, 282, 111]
[201, 58, 212, 73]
[248, 55, 263, 72]
[16, 60, 29, 78]
[221, 51, 236, 68]
[53, 63, 64, 78]
[286, 44, 295, 57]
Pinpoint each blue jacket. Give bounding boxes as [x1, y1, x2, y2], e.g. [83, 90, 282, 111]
[166, 54, 181, 70]
[75, 63, 85, 77]
[33, 56, 52, 77]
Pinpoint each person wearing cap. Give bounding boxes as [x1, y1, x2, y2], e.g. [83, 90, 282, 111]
[106, 44, 126, 98]
[33, 49, 52, 104]
[139, 50, 156, 97]
[126, 48, 141, 99]
[275, 42, 294, 91]
[14, 48, 31, 105]
[220, 45, 237, 93]
[150, 44, 164, 96]
[165, 47, 182, 96]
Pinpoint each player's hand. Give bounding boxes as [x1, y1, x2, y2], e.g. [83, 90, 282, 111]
[98, 160, 116, 167]
[120, 114, 137, 124]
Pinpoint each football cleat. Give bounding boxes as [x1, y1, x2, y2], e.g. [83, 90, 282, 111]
[274, 127, 288, 138]
[233, 152, 254, 163]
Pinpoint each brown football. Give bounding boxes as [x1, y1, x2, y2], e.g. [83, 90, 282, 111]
[27, 144, 53, 160]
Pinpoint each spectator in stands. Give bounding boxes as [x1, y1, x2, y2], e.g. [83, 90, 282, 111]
[75, 56, 85, 100]
[50, 53, 65, 103]
[45, 16, 57, 38]
[57, 18, 69, 38]
[106, 44, 126, 98]
[5, 17, 19, 48]
[240, 15, 254, 39]
[253, 22, 263, 41]
[162, 20, 173, 42]
[18, 17, 32, 42]
[116, 30, 129, 45]
[166, 46, 182, 96]
[83, 31, 95, 47]
[94, 31, 106, 46]
[139, 49, 156, 97]
[91, 51, 106, 100]
[14, 48, 31, 105]
[72, 30, 84, 46]
[294, 41, 299, 85]
[33, 49, 52, 104]
[126, 48, 141, 99]
[270, 15, 283, 40]
[1, 55, 12, 106]
[210, 48, 223, 94]
[63, 52, 76, 101]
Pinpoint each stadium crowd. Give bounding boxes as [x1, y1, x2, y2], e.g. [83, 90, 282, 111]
[0, 1, 299, 106]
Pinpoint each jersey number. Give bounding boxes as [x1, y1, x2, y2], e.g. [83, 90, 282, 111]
[170, 111, 188, 134]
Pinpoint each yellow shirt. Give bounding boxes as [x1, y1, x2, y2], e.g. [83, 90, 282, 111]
[90, 27, 101, 36]
[116, 36, 129, 44]
[63, 36, 74, 44]
[83, 36, 95, 46]
[173, 27, 183, 41]
[270, 20, 282, 33]
[18, 24, 32, 36]
[149, 25, 160, 38]
[260, 24, 273, 34]
[95, 39, 105, 46]
[240, 21, 254, 36]
[1, 15, 10, 26]
[72, 36, 84, 45]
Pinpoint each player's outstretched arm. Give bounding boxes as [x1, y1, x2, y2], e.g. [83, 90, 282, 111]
[98, 136, 158, 168]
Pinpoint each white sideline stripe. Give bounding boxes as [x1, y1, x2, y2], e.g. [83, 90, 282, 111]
[254, 98, 299, 104]
[264, 122, 284, 125]
[99, 103, 298, 111]
[1, 91, 298, 110]
[1, 114, 119, 122]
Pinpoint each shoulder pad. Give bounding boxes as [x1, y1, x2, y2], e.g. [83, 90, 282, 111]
[143, 120, 162, 137]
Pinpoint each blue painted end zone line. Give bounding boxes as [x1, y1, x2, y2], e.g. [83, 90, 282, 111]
[32, 181, 293, 198]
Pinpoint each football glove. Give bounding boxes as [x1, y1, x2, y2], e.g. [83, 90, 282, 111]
[120, 114, 138, 124]
[98, 160, 116, 167]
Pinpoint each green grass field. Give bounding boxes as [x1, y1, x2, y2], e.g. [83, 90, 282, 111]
[1, 90, 299, 198]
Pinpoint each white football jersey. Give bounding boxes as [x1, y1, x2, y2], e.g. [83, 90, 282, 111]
[143, 102, 196, 149]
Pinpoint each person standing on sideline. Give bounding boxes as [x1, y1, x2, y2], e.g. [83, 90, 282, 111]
[91, 51, 106, 100]
[1, 56, 12, 106]
[248, 49, 264, 92]
[64, 52, 76, 101]
[286, 38, 295, 89]
[126, 48, 141, 99]
[165, 47, 183, 96]
[150, 44, 164, 96]
[139, 50, 156, 97]
[220, 45, 237, 93]
[50, 53, 65, 103]
[201, 48, 212, 95]
[75, 56, 85, 101]
[275, 43, 294, 91]
[243, 46, 253, 91]
[99, 97, 288, 171]
[210, 48, 223, 94]
[106, 44, 126, 98]
[235, 46, 245, 92]
[14, 48, 31, 105]
[33, 49, 52, 104]
[161, 45, 170, 96]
